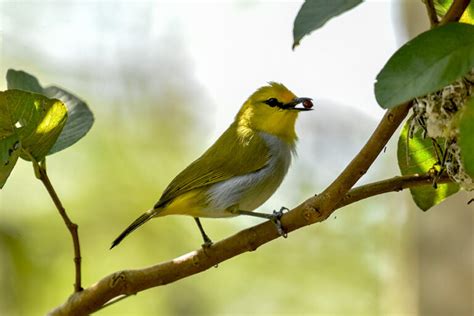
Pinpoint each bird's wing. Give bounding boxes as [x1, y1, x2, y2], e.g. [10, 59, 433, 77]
[155, 123, 270, 207]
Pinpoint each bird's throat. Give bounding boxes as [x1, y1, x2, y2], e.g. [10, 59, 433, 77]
[236, 106, 298, 144]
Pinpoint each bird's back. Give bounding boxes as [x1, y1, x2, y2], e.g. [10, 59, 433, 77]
[154, 122, 270, 211]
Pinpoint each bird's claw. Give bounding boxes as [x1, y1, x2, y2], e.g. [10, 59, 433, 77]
[201, 240, 213, 249]
[271, 207, 289, 238]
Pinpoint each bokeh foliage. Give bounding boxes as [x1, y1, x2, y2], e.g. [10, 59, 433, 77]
[1, 0, 473, 314]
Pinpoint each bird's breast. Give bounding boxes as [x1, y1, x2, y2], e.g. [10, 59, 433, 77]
[205, 132, 294, 216]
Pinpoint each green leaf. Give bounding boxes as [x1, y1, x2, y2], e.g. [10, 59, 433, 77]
[397, 122, 459, 211]
[458, 97, 474, 178]
[375, 23, 474, 108]
[292, 0, 363, 49]
[0, 90, 67, 162]
[434, 0, 451, 14]
[5, 69, 94, 154]
[462, 3, 474, 24]
[435, 0, 474, 25]
[44, 86, 94, 154]
[0, 134, 21, 188]
[6, 69, 43, 94]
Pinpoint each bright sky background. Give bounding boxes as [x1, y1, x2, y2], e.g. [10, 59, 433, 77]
[1, 0, 410, 137]
[4, 4, 471, 315]
[0, 0, 424, 207]
[149, 0, 400, 134]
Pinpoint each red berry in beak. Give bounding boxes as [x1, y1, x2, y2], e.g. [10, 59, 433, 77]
[303, 99, 313, 109]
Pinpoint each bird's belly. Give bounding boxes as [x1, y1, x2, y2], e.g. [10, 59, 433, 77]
[204, 132, 293, 217]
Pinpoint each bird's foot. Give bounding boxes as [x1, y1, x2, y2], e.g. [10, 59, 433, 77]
[201, 236, 213, 249]
[271, 207, 289, 238]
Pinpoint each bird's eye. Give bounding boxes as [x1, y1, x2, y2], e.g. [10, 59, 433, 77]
[264, 98, 281, 107]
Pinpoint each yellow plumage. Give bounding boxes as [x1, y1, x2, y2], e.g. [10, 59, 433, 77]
[111, 82, 313, 248]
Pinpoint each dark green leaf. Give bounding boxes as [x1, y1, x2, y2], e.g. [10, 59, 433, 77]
[0, 134, 21, 188]
[6, 69, 43, 94]
[44, 86, 94, 154]
[292, 0, 363, 49]
[0, 90, 67, 162]
[397, 122, 459, 211]
[458, 97, 474, 178]
[375, 23, 474, 108]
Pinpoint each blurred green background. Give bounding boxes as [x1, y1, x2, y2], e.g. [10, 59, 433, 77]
[0, 1, 472, 315]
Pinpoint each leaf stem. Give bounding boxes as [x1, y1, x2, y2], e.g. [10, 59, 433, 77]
[424, 0, 439, 27]
[37, 163, 83, 292]
[439, 0, 471, 25]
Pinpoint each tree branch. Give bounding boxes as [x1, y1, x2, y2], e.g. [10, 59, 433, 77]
[48, 102, 413, 315]
[424, 0, 439, 27]
[315, 102, 412, 215]
[48, 172, 451, 316]
[337, 173, 451, 208]
[37, 163, 83, 292]
[439, 0, 471, 25]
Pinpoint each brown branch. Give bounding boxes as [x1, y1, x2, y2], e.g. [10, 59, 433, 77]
[424, 0, 439, 27]
[38, 164, 82, 293]
[47, 172, 450, 316]
[337, 173, 451, 208]
[315, 102, 412, 215]
[47, 102, 412, 315]
[439, 0, 471, 25]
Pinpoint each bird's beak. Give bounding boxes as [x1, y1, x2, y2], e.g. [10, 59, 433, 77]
[285, 97, 314, 111]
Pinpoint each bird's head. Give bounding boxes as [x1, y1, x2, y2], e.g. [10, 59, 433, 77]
[236, 82, 313, 144]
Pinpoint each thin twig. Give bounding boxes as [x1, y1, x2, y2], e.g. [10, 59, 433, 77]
[48, 102, 413, 315]
[38, 164, 82, 292]
[424, 0, 439, 27]
[337, 173, 451, 208]
[439, 0, 471, 25]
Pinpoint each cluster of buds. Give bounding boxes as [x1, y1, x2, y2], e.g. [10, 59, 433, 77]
[408, 69, 474, 190]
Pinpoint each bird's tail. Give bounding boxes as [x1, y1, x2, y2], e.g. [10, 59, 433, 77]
[110, 209, 157, 249]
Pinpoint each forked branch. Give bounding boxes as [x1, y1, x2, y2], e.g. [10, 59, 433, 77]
[48, 102, 414, 315]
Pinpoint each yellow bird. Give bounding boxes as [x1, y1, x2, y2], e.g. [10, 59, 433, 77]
[111, 82, 313, 248]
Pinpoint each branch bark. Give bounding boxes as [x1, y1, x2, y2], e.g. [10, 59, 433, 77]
[38, 164, 83, 292]
[337, 173, 451, 208]
[48, 172, 451, 316]
[424, 0, 439, 27]
[48, 102, 413, 315]
[439, 0, 471, 25]
[315, 102, 412, 214]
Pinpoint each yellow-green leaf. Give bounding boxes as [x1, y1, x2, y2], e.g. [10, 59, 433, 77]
[397, 122, 459, 211]
[435, 0, 474, 25]
[0, 134, 21, 188]
[6, 69, 94, 155]
[0, 90, 67, 163]
[458, 97, 474, 178]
